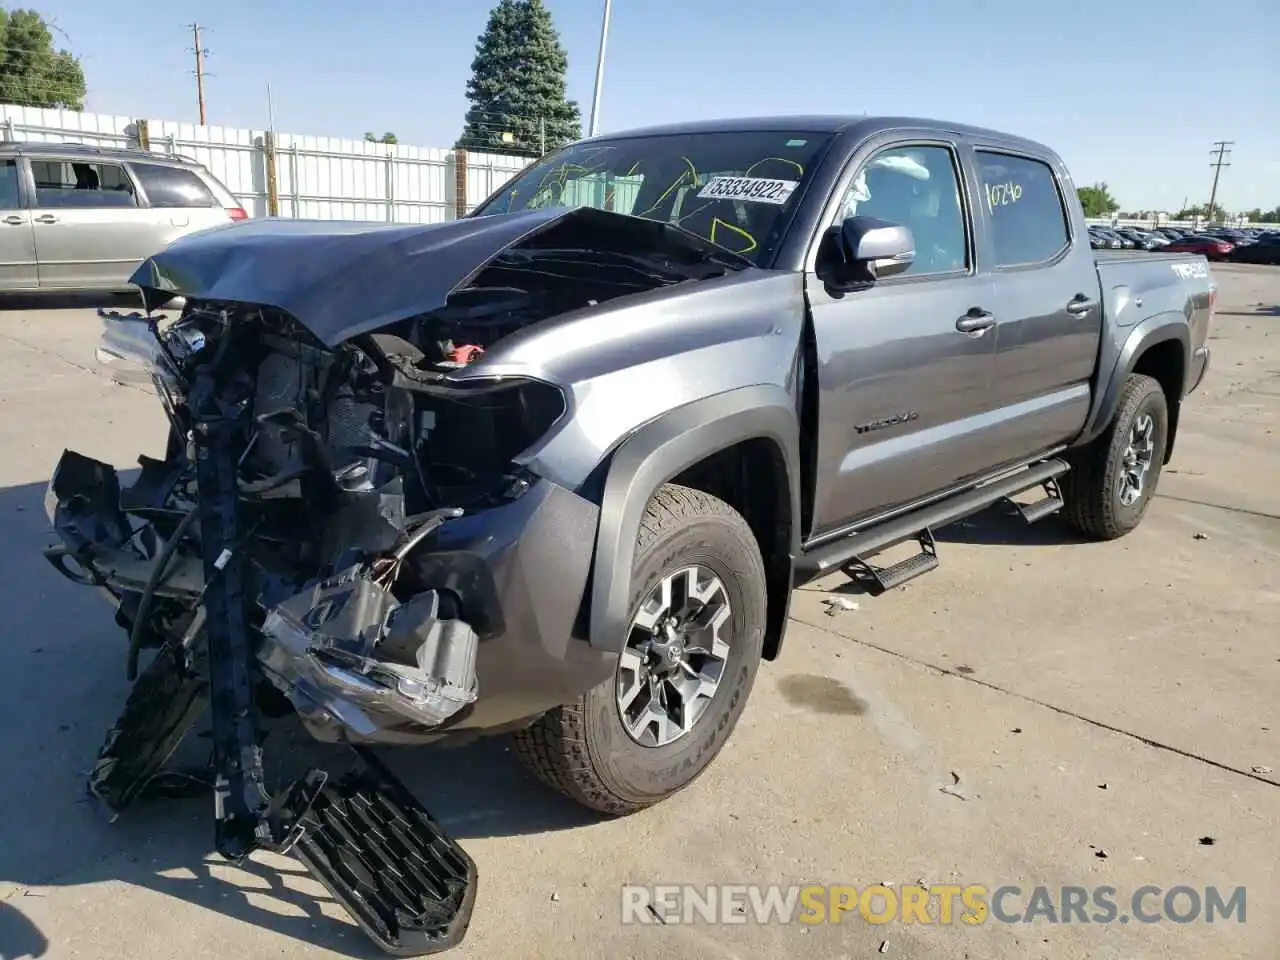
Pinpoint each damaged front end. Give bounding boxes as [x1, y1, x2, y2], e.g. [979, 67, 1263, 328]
[44, 206, 743, 955]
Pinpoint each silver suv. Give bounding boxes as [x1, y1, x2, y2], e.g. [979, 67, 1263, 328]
[0, 142, 248, 293]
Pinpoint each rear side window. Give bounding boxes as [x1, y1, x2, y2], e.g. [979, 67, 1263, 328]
[0, 159, 19, 207]
[130, 162, 218, 208]
[31, 159, 137, 209]
[976, 151, 1070, 266]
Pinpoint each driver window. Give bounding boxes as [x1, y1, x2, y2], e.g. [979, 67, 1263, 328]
[838, 145, 968, 276]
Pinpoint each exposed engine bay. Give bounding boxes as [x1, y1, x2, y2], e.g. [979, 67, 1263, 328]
[43, 205, 749, 956]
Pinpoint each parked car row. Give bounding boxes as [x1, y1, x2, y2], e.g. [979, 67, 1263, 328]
[1087, 223, 1280, 264]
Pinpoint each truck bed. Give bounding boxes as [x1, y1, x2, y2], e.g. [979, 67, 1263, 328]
[1093, 248, 1204, 266]
[1091, 247, 1213, 397]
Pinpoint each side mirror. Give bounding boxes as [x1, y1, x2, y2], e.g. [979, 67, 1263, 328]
[816, 216, 915, 288]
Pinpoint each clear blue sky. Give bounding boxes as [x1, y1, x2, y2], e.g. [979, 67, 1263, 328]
[37, 0, 1280, 212]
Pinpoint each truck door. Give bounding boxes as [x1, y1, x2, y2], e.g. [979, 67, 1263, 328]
[970, 149, 1102, 465]
[0, 157, 37, 290]
[804, 138, 999, 539]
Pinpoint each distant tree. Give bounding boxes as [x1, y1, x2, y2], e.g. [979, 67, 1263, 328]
[364, 132, 398, 144]
[1241, 206, 1280, 223]
[1175, 203, 1228, 221]
[456, 0, 581, 157]
[0, 8, 85, 109]
[1077, 182, 1120, 218]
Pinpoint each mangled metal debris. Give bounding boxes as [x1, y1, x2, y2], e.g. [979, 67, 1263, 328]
[41, 204, 746, 955]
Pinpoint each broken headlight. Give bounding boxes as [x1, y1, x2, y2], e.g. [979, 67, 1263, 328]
[415, 376, 566, 500]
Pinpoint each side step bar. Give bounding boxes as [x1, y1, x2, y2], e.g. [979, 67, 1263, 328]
[796, 458, 1070, 581]
[1011, 476, 1064, 523]
[845, 527, 940, 593]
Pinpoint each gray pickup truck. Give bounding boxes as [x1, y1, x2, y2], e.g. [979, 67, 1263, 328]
[45, 115, 1212, 956]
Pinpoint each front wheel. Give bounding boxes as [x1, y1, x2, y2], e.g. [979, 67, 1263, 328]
[1061, 373, 1169, 540]
[511, 483, 767, 815]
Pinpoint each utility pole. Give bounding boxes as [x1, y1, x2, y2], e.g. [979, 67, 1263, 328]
[588, 0, 613, 137]
[191, 23, 208, 125]
[1206, 140, 1232, 225]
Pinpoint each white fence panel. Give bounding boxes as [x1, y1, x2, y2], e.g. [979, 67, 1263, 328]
[277, 133, 391, 222]
[0, 105, 495, 223]
[465, 151, 534, 212]
[384, 144, 454, 224]
[1, 105, 541, 223]
[0, 105, 135, 148]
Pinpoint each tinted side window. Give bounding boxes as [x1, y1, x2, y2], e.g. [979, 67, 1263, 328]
[976, 152, 1070, 266]
[838, 145, 968, 276]
[0, 159, 20, 207]
[130, 162, 217, 208]
[31, 159, 137, 209]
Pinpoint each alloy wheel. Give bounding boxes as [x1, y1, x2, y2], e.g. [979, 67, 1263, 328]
[615, 565, 732, 747]
[1118, 412, 1156, 507]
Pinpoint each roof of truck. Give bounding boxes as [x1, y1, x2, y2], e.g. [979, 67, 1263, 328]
[583, 115, 1054, 156]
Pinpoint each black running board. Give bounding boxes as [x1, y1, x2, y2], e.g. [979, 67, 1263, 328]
[1009, 475, 1064, 523]
[796, 458, 1070, 579]
[844, 527, 940, 594]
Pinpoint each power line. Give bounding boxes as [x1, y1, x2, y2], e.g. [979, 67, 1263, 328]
[190, 23, 208, 125]
[1206, 140, 1232, 224]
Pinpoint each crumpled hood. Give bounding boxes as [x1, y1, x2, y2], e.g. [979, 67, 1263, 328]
[129, 207, 599, 347]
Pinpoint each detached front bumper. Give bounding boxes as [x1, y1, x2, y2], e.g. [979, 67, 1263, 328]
[43, 448, 614, 746]
[43, 446, 614, 957]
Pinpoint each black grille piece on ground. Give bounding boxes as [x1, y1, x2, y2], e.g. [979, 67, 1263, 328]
[291, 748, 478, 957]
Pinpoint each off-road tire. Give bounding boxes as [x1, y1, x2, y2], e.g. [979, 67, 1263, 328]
[511, 483, 767, 815]
[1061, 373, 1169, 540]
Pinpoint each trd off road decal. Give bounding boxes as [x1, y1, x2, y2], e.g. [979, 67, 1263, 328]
[697, 175, 800, 205]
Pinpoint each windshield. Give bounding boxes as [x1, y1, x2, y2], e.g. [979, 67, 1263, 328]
[473, 130, 835, 267]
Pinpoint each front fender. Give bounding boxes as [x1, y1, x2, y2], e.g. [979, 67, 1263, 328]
[587, 385, 801, 653]
[1079, 313, 1189, 445]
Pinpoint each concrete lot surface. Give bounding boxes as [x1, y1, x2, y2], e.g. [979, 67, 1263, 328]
[0, 267, 1276, 960]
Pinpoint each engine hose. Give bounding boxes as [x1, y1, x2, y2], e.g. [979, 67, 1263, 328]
[126, 506, 200, 681]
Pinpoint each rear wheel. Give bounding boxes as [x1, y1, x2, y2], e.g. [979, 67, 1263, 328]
[511, 483, 767, 815]
[1062, 373, 1168, 540]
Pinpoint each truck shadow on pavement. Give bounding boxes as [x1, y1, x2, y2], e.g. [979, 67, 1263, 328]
[0, 478, 598, 958]
[0, 291, 144, 313]
[933, 500, 1090, 547]
[1215, 302, 1280, 317]
[0, 902, 48, 959]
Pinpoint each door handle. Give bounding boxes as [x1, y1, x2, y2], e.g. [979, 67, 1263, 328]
[955, 308, 995, 335]
[34, 214, 58, 224]
[1066, 294, 1097, 316]
[3, 215, 26, 225]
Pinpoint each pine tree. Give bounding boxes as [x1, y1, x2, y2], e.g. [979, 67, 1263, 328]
[457, 0, 582, 157]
